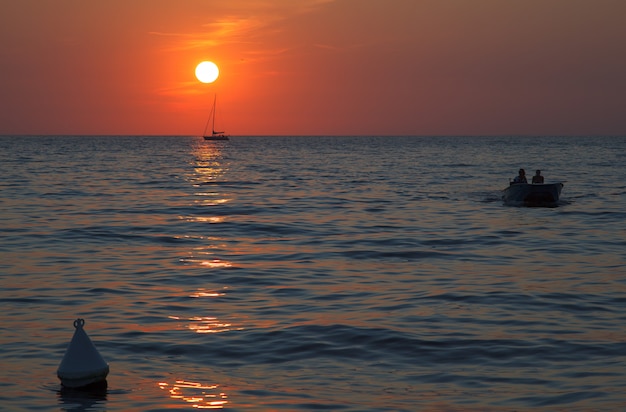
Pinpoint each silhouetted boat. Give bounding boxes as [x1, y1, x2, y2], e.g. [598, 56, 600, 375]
[203, 95, 229, 141]
[502, 182, 564, 207]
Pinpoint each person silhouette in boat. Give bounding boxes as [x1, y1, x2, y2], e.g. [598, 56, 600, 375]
[512, 168, 527, 184]
[532, 170, 544, 184]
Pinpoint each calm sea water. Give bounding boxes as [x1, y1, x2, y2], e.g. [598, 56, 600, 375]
[1, 135, 625, 411]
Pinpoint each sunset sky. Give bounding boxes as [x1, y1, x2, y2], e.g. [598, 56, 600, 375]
[1, 0, 625, 136]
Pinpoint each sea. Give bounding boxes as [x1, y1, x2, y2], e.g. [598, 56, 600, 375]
[1, 135, 625, 411]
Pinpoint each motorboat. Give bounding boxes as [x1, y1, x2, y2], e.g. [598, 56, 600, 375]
[502, 182, 564, 207]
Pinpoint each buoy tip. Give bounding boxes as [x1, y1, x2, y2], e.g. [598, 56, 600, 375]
[73, 318, 85, 329]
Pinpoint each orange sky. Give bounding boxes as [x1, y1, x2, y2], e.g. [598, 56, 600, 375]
[1, 0, 625, 136]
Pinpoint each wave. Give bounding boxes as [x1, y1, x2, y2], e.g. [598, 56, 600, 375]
[110, 323, 626, 371]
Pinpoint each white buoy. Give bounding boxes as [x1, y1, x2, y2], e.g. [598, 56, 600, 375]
[57, 318, 109, 388]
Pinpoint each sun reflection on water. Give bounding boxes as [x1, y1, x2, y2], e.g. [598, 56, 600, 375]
[179, 257, 233, 267]
[159, 380, 228, 409]
[191, 140, 228, 179]
[199, 259, 232, 268]
[189, 287, 228, 298]
[182, 215, 225, 224]
[196, 197, 231, 206]
[189, 139, 232, 208]
[168, 315, 243, 334]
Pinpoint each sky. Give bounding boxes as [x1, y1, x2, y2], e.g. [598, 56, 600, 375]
[1, 0, 625, 136]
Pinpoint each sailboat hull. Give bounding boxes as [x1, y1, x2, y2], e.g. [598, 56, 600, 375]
[203, 135, 229, 141]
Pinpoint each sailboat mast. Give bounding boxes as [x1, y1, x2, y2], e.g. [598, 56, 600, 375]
[212, 94, 217, 134]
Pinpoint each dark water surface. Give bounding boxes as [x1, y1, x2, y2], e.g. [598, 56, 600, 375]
[1, 135, 625, 411]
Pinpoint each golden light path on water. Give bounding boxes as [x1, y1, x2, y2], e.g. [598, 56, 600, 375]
[179, 257, 233, 268]
[159, 380, 228, 409]
[168, 286, 243, 334]
[164, 139, 233, 412]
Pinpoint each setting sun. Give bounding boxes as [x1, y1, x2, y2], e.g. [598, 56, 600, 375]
[195, 61, 219, 84]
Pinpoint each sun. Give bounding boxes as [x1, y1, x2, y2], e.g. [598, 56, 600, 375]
[195, 61, 219, 84]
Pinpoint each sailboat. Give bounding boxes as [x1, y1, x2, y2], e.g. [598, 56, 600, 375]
[203, 94, 229, 141]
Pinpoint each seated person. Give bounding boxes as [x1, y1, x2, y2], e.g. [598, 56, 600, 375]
[513, 168, 527, 184]
[532, 170, 544, 184]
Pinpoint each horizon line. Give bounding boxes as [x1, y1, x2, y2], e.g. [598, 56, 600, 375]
[2, 134, 625, 138]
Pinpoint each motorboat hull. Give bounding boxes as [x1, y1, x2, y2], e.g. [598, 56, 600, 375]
[502, 183, 563, 207]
